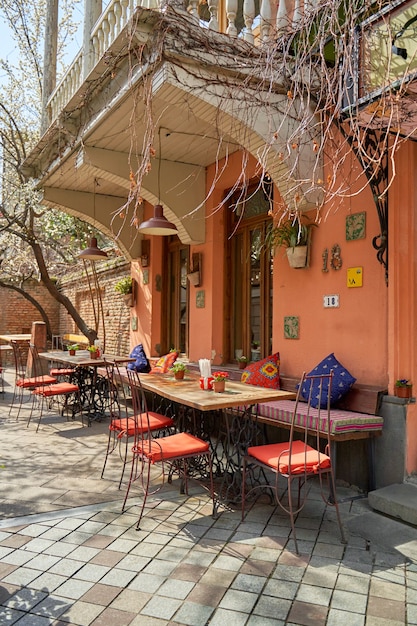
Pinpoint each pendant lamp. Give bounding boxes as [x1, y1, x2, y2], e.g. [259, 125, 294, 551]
[138, 127, 178, 236]
[78, 178, 108, 260]
[138, 204, 178, 236]
[78, 236, 108, 260]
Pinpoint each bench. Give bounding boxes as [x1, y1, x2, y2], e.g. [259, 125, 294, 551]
[255, 375, 387, 492]
[62, 334, 89, 348]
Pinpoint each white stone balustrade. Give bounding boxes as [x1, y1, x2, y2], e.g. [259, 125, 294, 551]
[47, 0, 314, 128]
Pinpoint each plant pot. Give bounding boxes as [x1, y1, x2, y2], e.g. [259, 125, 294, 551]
[396, 386, 412, 398]
[239, 361, 247, 370]
[286, 246, 308, 269]
[213, 380, 225, 393]
[174, 371, 185, 380]
[123, 294, 133, 307]
[69, 350, 76, 356]
[90, 351, 98, 360]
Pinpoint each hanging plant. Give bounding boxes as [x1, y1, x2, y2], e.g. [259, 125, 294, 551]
[115, 276, 133, 295]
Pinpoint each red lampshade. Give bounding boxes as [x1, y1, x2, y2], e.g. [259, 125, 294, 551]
[78, 237, 108, 260]
[138, 204, 178, 236]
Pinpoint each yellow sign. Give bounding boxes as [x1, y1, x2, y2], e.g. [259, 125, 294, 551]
[347, 267, 363, 288]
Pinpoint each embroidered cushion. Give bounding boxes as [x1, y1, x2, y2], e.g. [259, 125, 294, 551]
[241, 353, 280, 389]
[301, 353, 356, 408]
[150, 351, 179, 374]
[127, 344, 151, 373]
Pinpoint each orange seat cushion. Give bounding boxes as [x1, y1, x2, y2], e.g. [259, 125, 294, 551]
[17, 375, 57, 388]
[111, 413, 174, 437]
[50, 368, 75, 377]
[33, 382, 79, 397]
[134, 432, 209, 463]
[247, 439, 331, 475]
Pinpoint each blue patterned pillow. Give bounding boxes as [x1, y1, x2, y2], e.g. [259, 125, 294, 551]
[301, 353, 356, 408]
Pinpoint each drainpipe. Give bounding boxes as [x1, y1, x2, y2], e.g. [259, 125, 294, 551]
[83, 0, 102, 79]
[41, 0, 58, 135]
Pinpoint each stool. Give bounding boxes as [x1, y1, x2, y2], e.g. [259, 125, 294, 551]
[51, 335, 63, 350]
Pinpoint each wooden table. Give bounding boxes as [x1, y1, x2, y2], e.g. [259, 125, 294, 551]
[39, 351, 134, 421]
[0, 334, 31, 343]
[38, 350, 134, 368]
[136, 373, 295, 512]
[138, 373, 295, 411]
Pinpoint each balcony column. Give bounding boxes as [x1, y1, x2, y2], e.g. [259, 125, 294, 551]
[41, 0, 58, 134]
[83, 0, 102, 79]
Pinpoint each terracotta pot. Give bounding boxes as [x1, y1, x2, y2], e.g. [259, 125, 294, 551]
[239, 361, 247, 370]
[174, 370, 185, 380]
[69, 350, 75, 356]
[286, 245, 308, 269]
[213, 380, 225, 393]
[90, 351, 98, 359]
[396, 386, 412, 398]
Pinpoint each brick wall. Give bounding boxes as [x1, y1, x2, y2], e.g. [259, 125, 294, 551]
[0, 281, 60, 336]
[0, 261, 132, 356]
[58, 261, 132, 355]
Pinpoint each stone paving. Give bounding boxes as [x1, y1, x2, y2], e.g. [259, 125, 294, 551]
[0, 366, 416, 625]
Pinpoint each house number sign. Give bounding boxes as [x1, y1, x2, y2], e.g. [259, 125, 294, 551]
[323, 294, 339, 308]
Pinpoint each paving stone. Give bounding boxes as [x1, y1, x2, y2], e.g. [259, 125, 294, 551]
[140, 595, 182, 620]
[171, 600, 214, 626]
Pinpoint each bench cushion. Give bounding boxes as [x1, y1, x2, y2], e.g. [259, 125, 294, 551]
[257, 399, 384, 436]
[241, 353, 280, 389]
[301, 353, 356, 408]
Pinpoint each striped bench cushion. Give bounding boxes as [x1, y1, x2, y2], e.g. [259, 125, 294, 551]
[256, 400, 384, 436]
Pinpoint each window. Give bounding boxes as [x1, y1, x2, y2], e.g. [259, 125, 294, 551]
[227, 182, 273, 363]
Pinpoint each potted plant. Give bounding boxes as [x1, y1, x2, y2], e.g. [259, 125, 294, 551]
[171, 362, 188, 380]
[395, 379, 413, 398]
[67, 344, 79, 356]
[267, 216, 317, 268]
[87, 345, 99, 359]
[115, 276, 133, 306]
[238, 356, 248, 370]
[212, 371, 229, 393]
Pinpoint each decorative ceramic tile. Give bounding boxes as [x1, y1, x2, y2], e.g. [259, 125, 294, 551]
[142, 269, 149, 285]
[346, 212, 366, 240]
[284, 316, 299, 339]
[196, 290, 205, 308]
[131, 316, 138, 331]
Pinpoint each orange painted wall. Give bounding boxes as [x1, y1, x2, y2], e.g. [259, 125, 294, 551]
[273, 157, 388, 385]
[188, 152, 261, 365]
[130, 201, 164, 357]
[389, 141, 417, 475]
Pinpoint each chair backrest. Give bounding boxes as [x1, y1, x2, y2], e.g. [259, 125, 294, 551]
[103, 360, 130, 421]
[125, 367, 155, 443]
[10, 340, 30, 380]
[291, 370, 334, 450]
[28, 343, 50, 379]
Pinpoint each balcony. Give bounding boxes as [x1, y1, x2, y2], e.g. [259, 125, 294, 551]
[46, 0, 317, 129]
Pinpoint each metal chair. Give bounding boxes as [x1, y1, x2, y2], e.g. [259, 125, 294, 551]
[122, 367, 215, 530]
[9, 340, 58, 420]
[27, 344, 81, 431]
[242, 371, 346, 554]
[101, 361, 175, 489]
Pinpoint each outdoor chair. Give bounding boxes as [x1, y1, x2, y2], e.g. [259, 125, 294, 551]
[9, 339, 58, 420]
[122, 367, 215, 530]
[101, 361, 175, 489]
[241, 371, 346, 554]
[27, 344, 81, 431]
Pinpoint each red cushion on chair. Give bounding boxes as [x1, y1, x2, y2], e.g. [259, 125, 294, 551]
[111, 413, 174, 437]
[247, 439, 331, 475]
[150, 352, 179, 374]
[50, 368, 75, 377]
[33, 382, 79, 397]
[134, 432, 209, 463]
[17, 375, 57, 388]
